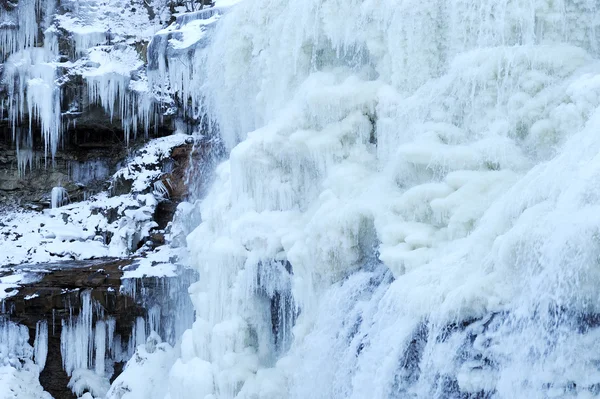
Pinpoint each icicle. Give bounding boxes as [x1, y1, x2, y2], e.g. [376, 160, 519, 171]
[148, 304, 161, 334]
[4, 47, 62, 159]
[0, 318, 32, 367]
[33, 320, 48, 369]
[1, 0, 62, 160]
[133, 317, 146, 351]
[73, 31, 106, 57]
[86, 73, 129, 125]
[94, 320, 106, 376]
[51, 186, 69, 208]
[61, 290, 93, 376]
[69, 159, 110, 185]
[112, 334, 124, 363]
[153, 179, 171, 199]
[0, 0, 40, 61]
[16, 147, 34, 177]
[52, 309, 56, 336]
[106, 318, 116, 357]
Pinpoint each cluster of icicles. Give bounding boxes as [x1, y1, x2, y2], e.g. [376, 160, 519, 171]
[0, 285, 185, 398]
[0, 0, 155, 170]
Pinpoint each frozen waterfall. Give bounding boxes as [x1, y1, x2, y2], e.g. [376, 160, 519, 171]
[3, 0, 600, 397]
[163, 0, 600, 398]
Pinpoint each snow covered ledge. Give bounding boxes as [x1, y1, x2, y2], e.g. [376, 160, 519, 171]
[0, 133, 199, 269]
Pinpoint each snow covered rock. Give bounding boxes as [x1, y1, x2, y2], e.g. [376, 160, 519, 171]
[0, 132, 203, 267]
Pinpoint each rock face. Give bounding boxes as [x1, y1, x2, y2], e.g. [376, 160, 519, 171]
[0, 257, 195, 398]
[0, 131, 217, 266]
[0, 0, 182, 210]
[150, 136, 223, 232]
[0, 120, 174, 209]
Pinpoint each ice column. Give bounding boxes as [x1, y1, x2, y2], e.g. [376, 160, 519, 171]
[34, 320, 48, 369]
[51, 186, 69, 208]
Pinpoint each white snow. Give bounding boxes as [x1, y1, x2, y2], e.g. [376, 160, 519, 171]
[0, 131, 188, 268]
[0, 192, 153, 265]
[0, 275, 25, 300]
[112, 133, 189, 193]
[106, 334, 178, 399]
[122, 246, 184, 279]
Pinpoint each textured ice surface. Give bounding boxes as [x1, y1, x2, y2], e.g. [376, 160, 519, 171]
[8, 0, 600, 397]
[158, 0, 600, 398]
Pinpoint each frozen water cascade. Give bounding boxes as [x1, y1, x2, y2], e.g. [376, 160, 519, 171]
[155, 0, 600, 398]
[0, 0, 41, 61]
[2, 1, 62, 158]
[6, 0, 600, 398]
[0, 318, 51, 398]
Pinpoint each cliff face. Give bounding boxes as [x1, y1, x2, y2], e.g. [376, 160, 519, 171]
[0, 0, 176, 209]
[0, 129, 126, 208]
[0, 0, 227, 266]
[0, 0, 229, 214]
[18, 0, 600, 398]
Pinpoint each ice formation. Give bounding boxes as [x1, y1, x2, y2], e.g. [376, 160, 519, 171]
[153, 180, 171, 198]
[69, 159, 110, 186]
[0, 0, 167, 159]
[0, 1, 60, 158]
[106, 332, 179, 399]
[120, 266, 197, 346]
[154, 0, 600, 398]
[50, 186, 69, 208]
[57, 278, 194, 398]
[0, 0, 41, 61]
[6, 0, 600, 397]
[0, 264, 195, 398]
[0, 318, 51, 399]
[147, 5, 228, 119]
[60, 289, 145, 395]
[33, 321, 48, 369]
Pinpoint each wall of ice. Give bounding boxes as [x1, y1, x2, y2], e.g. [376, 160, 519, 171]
[147, 5, 227, 122]
[164, 0, 600, 398]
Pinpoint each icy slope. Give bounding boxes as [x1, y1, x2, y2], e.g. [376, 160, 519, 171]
[167, 0, 600, 398]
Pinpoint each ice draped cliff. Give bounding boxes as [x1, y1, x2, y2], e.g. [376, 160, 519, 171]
[4, 0, 600, 398]
[0, 0, 163, 164]
[169, 1, 600, 398]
